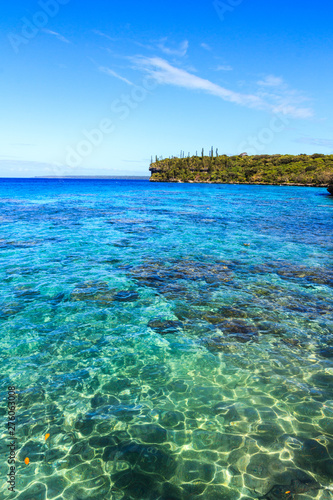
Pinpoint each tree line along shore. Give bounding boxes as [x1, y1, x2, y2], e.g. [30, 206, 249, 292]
[149, 154, 333, 187]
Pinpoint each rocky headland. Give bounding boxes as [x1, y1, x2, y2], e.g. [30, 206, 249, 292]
[149, 154, 333, 186]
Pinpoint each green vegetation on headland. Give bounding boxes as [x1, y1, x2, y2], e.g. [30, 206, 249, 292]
[149, 154, 333, 187]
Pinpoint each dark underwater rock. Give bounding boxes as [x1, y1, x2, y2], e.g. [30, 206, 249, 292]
[111, 470, 159, 499]
[70, 281, 114, 304]
[0, 239, 41, 249]
[16, 482, 46, 500]
[202, 312, 226, 325]
[158, 410, 185, 429]
[160, 481, 184, 500]
[70, 439, 93, 456]
[48, 292, 67, 306]
[310, 372, 333, 389]
[112, 441, 177, 479]
[64, 475, 110, 500]
[220, 318, 257, 335]
[212, 402, 240, 423]
[211, 318, 258, 343]
[18, 440, 45, 463]
[102, 377, 137, 395]
[14, 286, 41, 300]
[74, 416, 95, 437]
[203, 327, 256, 352]
[257, 478, 323, 500]
[173, 305, 202, 321]
[44, 448, 66, 463]
[56, 454, 83, 471]
[167, 380, 188, 393]
[280, 435, 332, 478]
[90, 393, 108, 408]
[293, 437, 329, 462]
[109, 404, 144, 423]
[148, 319, 182, 334]
[250, 422, 284, 446]
[140, 363, 172, 386]
[71, 281, 140, 305]
[217, 306, 249, 319]
[91, 393, 120, 408]
[130, 423, 167, 443]
[89, 435, 119, 449]
[275, 263, 333, 287]
[18, 386, 46, 406]
[318, 346, 333, 358]
[113, 290, 139, 302]
[179, 459, 215, 483]
[203, 337, 231, 352]
[192, 429, 242, 451]
[44, 475, 69, 499]
[129, 259, 232, 294]
[246, 453, 270, 478]
[318, 417, 333, 435]
[0, 301, 25, 319]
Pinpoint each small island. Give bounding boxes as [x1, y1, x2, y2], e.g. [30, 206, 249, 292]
[149, 153, 333, 187]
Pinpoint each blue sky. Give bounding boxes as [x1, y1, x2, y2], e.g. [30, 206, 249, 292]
[0, 0, 333, 177]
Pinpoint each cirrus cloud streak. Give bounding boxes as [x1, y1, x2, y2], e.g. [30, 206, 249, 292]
[132, 56, 313, 119]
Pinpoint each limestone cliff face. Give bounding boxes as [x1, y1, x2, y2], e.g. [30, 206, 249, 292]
[149, 165, 161, 174]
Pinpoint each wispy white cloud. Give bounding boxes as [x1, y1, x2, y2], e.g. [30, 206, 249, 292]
[92, 30, 118, 42]
[256, 75, 312, 119]
[133, 56, 263, 106]
[99, 66, 134, 86]
[216, 64, 233, 71]
[132, 56, 313, 118]
[294, 137, 333, 148]
[43, 29, 70, 44]
[157, 38, 189, 57]
[257, 75, 285, 87]
[134, 40, 155, 51]
[201, 43, 212, 51]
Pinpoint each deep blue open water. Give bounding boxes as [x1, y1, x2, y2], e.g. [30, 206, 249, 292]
[0, 179, 333, 500]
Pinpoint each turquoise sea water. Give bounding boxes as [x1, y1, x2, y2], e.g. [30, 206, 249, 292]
[0, 179, 333, 500]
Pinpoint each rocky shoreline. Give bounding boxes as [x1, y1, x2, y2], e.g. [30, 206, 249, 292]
[150, 178, 330, 187]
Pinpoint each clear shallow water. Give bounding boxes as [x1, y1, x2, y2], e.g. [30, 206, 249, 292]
[0, 179, 332, 500]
